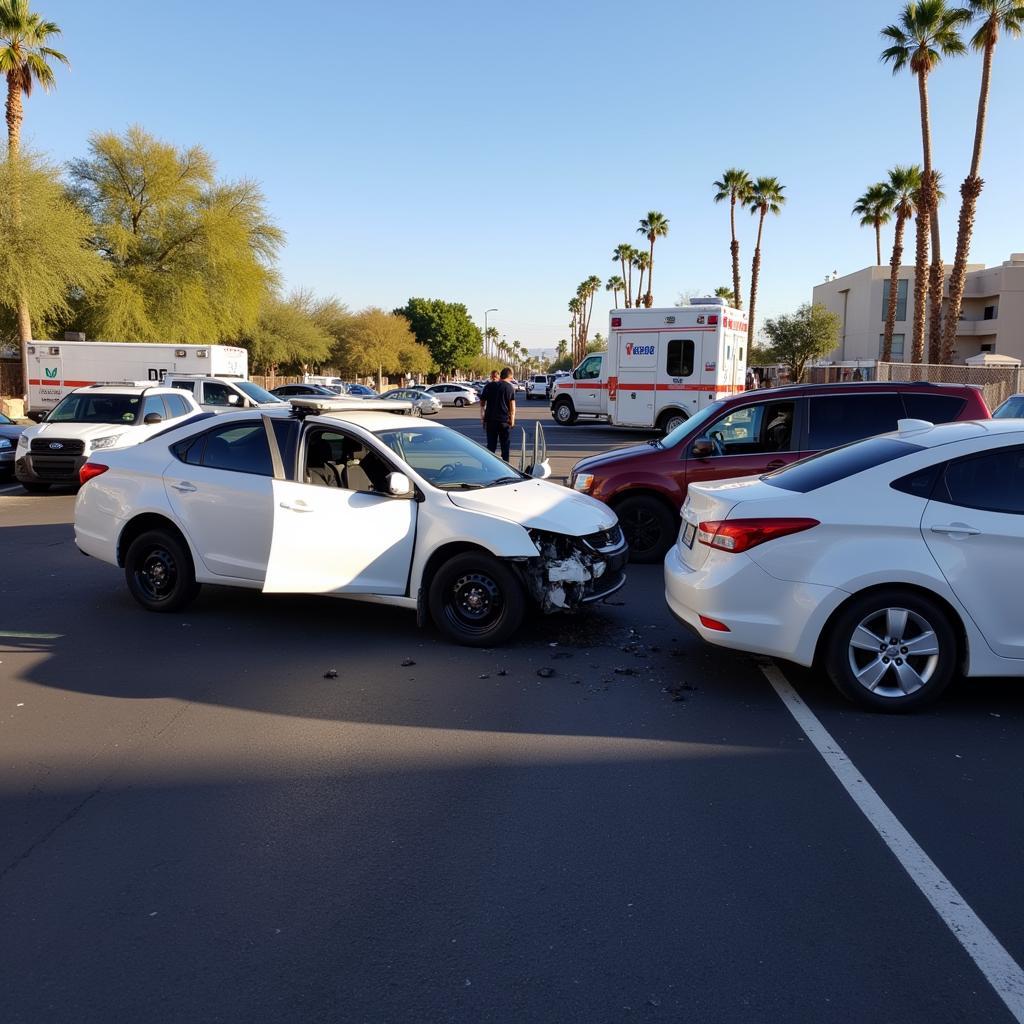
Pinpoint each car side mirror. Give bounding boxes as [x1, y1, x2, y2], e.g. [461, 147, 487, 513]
[144, 413, 163, 425]
[386, 471, 413, 497]
[691, 438, 714, 458]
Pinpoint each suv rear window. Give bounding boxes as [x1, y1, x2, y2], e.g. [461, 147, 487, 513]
[763, 437, 923, 493]
[901, 392, 966, 423]
[806, 393, 904, 450]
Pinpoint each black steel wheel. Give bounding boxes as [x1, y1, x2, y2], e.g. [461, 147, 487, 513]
[428, 552, 525, 647]
[124, 529, 201, 613]
[615, 495, 677, 563]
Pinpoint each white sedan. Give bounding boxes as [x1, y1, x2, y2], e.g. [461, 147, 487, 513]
[380, 388, 442, 415]
[664, 418, 1024, 711]
[422, 384, 479, 407]
[74, 401, 627, 646]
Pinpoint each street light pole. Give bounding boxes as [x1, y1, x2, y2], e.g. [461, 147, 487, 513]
[484, 308, 497, 359]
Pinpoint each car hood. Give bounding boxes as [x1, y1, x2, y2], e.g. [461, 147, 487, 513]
[0, 424, 24, 441]
[22, 421, 141, 443]
[572, 441, 663, 475]
[448, 479, 617, 536]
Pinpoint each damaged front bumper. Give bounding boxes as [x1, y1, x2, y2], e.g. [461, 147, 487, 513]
[521, 525, 629, 613]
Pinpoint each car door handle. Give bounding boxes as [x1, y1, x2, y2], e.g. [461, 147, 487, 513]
[765, 460, 785, 471]
[279, 501, 313, 513]
[930, 523, 981, 536]
[170, 481, 197, 493]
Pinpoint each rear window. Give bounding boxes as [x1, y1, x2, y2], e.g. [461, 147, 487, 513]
[763, 437, 922, 493]
[901, 392, 966, 423]
[806, 393, 904, 450]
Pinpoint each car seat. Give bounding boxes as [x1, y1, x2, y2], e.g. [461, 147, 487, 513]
[306, 438, 341, 487]
[766, 409, 792, 451]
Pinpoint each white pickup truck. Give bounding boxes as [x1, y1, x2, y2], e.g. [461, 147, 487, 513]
[163, 375, 284, 412]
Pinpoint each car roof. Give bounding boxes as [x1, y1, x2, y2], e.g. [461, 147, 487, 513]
[738, 380, 982, 400]
[69, 385, 185, 396]
[883, 418, 1024, 448]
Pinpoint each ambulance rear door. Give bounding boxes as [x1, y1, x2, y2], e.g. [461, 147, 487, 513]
[657, 333, 705, 421]
[614, 334, 659, 426]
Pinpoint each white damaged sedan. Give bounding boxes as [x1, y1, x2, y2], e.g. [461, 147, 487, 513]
[74, 400, 627, 645]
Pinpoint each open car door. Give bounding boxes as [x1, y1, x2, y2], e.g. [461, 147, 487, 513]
[260, 416, 418, 595]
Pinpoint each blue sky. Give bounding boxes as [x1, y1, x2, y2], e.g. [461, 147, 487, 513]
[21, 0, 1024, 354]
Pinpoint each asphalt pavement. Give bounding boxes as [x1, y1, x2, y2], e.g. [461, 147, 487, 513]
[1, 403, 1022, 1024]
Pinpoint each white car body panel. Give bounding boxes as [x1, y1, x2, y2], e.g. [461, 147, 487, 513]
[448, 479, 617, 535]
[264, 480, 417, 595]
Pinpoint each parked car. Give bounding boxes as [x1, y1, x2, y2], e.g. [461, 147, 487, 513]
[665, 418, 1024, 711]
[0, 411, 26, 479]
[74, 406, 627, 646]
[270, 383, 338, 398]
[569, 382, 990, 562]
[992, 393, 1024, 418]
[526, 374, 552, 400]
[15, 385, 204, 493]
[380, 388, 442, 415]
[423, 384, 480, 407]
[165, 375, 283, 411]
[343, 383, 380, 399]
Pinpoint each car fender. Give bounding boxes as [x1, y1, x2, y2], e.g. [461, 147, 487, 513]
[604, 471, 682, 509]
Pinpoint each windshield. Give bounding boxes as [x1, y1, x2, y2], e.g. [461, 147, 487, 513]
[236, 380, 282, 404]
[375, 426, 524, 489]
[994, 396, 1024, 419]
[0, 412, 12, 425]
[48, 393, 144, 425]
[661, 400, 727, 447]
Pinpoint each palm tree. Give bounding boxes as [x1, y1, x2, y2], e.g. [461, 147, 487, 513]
[556, 338, 568, 363]
[612, 244, 633, 307]
[483, 325, 499, 359]
[881, 165, 922, 361]
[852, 183, 894, 266]
[714, 286, 736, 304]
[713, 169, 752, 309]
[1, 0, 68, 363]
[632, 251, 650, 308]
[926, 170, 948, 362]
[578, 274, 601, 360]
[942, 1, 1024, 362]
[882, 1, 970, 363]
[606, 275, 625, 308]
[637, 211, 669, 307]
[745, 177, 786, 348]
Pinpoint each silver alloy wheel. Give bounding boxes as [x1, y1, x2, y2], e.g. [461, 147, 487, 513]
[847, 606, 941, 698]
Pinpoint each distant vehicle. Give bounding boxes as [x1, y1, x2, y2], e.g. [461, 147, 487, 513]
[666, 418, 1024, 711]
[526, 374, 551, 400]
[23, 339, 248, 421]
[164, 374, 282, 412]
[0, 411, 26, 479]
[423, 384, 480, 407]
[344, 384, 380, 399]
[570, 381, 991, 562]
[74, 402, 626, 646]
[303, 375, 348, 393]
[992, 394, 1024, 418]
[271, 383, 338, 398]
[550, 299, 748, 432]
[14, 384, 203, 493]
[380, 388, 442, 415]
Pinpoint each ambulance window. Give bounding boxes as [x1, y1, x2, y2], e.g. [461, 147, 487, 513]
[739, 347, 744, 361]
[666, 339, 694, 377]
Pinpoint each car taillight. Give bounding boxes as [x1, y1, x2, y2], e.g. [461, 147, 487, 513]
[79, 463, 109, 485]
[697, 517, 819, 553]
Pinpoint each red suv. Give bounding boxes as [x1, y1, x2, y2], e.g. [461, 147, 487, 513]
[569, 382, 990, 561]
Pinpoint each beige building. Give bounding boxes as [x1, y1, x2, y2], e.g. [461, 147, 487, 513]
[812, 254, 1024, 364]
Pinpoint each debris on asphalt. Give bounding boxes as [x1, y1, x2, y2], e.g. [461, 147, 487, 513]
[537, 667, 556, 678]
[401, 658, 416, 667]
[323, 669, 338, 679]
[478, 674, 490, 679]
[613, 667, 637, 676]
[497, 669, 508, 676]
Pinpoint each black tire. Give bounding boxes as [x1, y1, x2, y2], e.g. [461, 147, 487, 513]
[124, 529, 201, 613]
[615, 495, 677, 564]
[410, 404, 423, 417]
[428, 552, 526, 647]
[454, 396, 466, 408]
[552, 399, 577, 425]
[825, 589, 957, 712]
[20, 481, 51, 494]
[658, 409, 688, 435]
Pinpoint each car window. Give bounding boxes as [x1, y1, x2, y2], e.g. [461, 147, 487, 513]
[666, 339, 694, 378]
[807, 393, 904, 450]
[49, 393, 143, 424]
[935, 447, 1024, 514]
[705, 401, 795, 454]
[900, 392, 967, 423]
[165, 393, 191, 418]
[993, 396, 1024, 419]
[574, 356, 602, 380]
[171, 380, 195, 393]
[303, 428, 392, 493]
[176, 422, 273, 475]
[764, 437, 923, 493]
[203, 382, 240, 407]
[141, 395, 167, 421]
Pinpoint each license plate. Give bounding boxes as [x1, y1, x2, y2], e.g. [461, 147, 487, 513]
[682, 521, 696, 549]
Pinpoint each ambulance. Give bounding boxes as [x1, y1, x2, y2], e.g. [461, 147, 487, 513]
[25, 340, 248, 419]
[549, 299, 748, 433]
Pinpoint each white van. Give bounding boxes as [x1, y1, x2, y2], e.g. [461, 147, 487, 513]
[550, 299, 748, 433]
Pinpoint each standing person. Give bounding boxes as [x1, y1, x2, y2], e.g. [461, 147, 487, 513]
[481, 367, 516, 461]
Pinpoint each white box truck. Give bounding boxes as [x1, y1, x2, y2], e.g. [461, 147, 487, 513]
[549, 299, 749, 433]
[25, 340, 248, 418]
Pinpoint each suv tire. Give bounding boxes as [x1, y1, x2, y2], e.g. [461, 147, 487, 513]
[428, 552, 526, 647]
[125, 529, 201, 613]
[616, 495, 677, 564]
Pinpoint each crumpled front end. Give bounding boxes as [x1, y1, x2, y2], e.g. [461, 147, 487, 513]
[522, 525, 628, 613]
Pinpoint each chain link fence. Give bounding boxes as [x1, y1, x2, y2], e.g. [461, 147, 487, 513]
[876, 361, 1023, 411]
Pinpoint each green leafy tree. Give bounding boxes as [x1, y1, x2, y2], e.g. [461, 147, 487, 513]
[943, 0, 1024, 362]
[761, 303, 841, 384]
[335, 307, 424, 389]
[713, 169, 752, 309]
[0, 151, 109, 350]
[852, 182, 894, 266]
[237, 290, 334, 375]
[394, 297, 482, 374]
[882, 1, 970, 362]
[68, 125, 283, 345]
[880, 165, 922, 361]
[745, 176, 786, 349]
[714, 286, 736, 304]
[637, 210, 669, 307]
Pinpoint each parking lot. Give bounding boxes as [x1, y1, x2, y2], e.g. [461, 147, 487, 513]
[2, 402, 1023, 1024]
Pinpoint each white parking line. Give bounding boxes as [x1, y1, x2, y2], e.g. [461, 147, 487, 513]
[762, 662, 1024, 1022]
